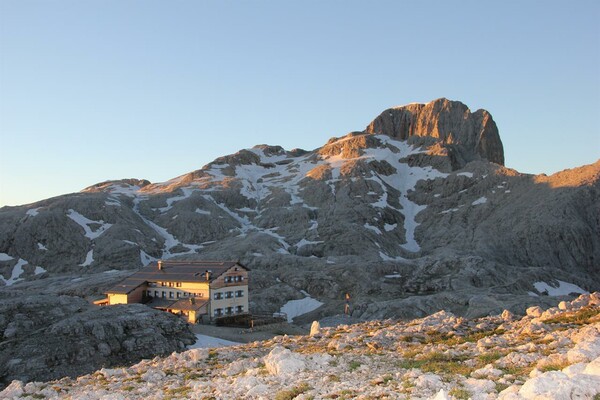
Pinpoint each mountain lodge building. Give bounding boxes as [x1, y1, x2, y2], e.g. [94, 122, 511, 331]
[100, 260, 249, 324]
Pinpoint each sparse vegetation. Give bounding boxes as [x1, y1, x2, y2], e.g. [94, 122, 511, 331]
[543, 306, 600, 325]
[274, 382, 311, 400]
[539, 360, 571, 372]
[495, 382, 510, 393]
[348, 360, 361, 371]
[449, 386, 470, 400]
[478, 351, 504, 364]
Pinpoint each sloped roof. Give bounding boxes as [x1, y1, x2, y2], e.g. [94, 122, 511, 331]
[105, 260, 248, 295]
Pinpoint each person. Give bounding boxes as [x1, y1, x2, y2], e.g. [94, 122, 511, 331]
[344, 293, 351, 315]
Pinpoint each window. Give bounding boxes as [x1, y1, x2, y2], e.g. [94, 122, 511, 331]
[225, 307, 233, 315]
[214, 308, 223, 317]
[168, 282, 173, 287]
[154, 291, 158, 297]
[176, 282, 181, 287]
[235, 290, 244, 298]
[236, 305, 244, 313]
[169, 292, 174, 299]
[162, 291, 166, 298]
[214, 292, 223, 300]
[225, 291, 233, 299]
[161, 282, 166, 287]
[177, 292, 181, 299]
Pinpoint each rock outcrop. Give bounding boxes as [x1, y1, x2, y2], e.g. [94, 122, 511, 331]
[0, 295, 195, 387]
[365, 98, 505, 168]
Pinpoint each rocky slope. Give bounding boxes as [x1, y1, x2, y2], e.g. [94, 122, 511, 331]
[0, 98, 598, 320]
[2, 293, 599, 399]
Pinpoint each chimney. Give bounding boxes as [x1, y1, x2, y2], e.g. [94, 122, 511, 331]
[158, 260, 163, 270]
[205, 270, 211, 281]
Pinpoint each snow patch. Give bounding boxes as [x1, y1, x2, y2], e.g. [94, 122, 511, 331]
[533, 281, 588, 296]
[67, 209, 112, 240]
[440, 207, 461, 214]
[296, 239, 324, 248]
[195, 208, 211, 215]
[34, 266, 46, 275]
[280, 297, 323, 322]
[471, 197, 488, 206]
[26, 207, 41, 216]
[140, 250, 157, 266]
[457, 172, 473, 178]
[158, 188, 195, 212]
[364, 223, 382, 234]
[0, 253, 14, 261]
[80, 250, 94, 267]
[188, 334, 240, 349]
[384, 223, 397, 232]
[0, 258, 26, 286]
[385, 273, 402, 278]
[379, 251, 408, 262]
[37, 243, 47, 251]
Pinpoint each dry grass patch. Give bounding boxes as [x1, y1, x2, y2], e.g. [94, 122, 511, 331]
[543, 306, 600, 325]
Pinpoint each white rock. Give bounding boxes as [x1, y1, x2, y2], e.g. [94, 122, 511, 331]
[141, 368, 166, 383]
[567, 339, 600, 363]
[0, 380, 24, 398]
[471, 364, 504, 379]
[583, 356, 600, 376]
[464, 377, 495, 393]
[263, 345, 305, 376]
[562, 362, 586, 377]
[526, 306, 543, 318]
[557, 301, 569, 311]
[414, 373, 442, 390]
[429, 389, 451, 400]
[496, 384, 520, 399]
[518, 370, 600, 399]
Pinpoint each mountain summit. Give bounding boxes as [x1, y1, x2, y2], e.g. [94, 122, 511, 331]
[0, 99, 598, 322]
[366, 98, 504, 168]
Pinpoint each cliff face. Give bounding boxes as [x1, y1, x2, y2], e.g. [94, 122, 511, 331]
[365, 98, 505, 168]
[0, 99, 597, 322]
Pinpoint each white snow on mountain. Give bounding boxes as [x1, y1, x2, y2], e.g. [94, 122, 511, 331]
[80, 250, 94, 267]
[533, 280, 588, 296]
[472, 197, 488, 206]
[67, 209, 112, 240]
[0, 258, 26, 286]
[0, 253, 14, 261]
[280, 297, 323, 322]
[188, 334, 240, 349]
[26, 207, 41, 216]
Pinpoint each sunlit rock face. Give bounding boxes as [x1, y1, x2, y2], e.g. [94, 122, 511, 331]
[0, 99, 598, 322]
[365, 98, 505, 168]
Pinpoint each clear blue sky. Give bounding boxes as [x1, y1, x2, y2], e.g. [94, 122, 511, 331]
[1, 1, 599, 207]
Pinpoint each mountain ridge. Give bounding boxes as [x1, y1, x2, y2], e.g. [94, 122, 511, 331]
[0, 98, 598, 321]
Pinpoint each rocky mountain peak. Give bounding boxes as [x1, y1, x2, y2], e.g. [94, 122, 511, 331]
[365, 98, 505, 169]
[81, 179, 151, 194]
